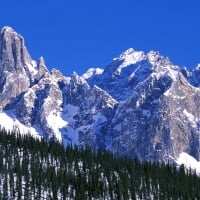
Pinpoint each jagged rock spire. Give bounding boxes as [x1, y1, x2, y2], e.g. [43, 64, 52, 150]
[36, 56, 48, 80]
[0, 26, 36, 110]
[0, 26, 32, 72]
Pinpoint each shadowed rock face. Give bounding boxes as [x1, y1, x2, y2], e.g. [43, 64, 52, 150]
[1, 26, 200, 162]
[0, 27, 47, 110]
[0, 27, 32, 110]
[86, 49, 200, 162]
[109, 74, 200, 162]
[0, 27, 32, 71]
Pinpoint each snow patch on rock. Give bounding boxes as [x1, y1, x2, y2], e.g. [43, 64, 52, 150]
[0, 111, 41, 138]
[176, 152, 200, 175]
[82, 68, 104, 79]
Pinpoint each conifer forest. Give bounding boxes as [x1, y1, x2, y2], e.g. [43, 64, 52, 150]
[0, 128, 200, 199]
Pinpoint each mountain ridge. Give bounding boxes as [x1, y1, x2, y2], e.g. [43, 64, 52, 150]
[1, 26, 200, 164]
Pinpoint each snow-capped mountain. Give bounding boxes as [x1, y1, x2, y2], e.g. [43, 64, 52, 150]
[1, 26, 200, 164]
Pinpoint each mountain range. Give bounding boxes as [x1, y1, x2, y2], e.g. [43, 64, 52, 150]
[1, 26, 200, 165]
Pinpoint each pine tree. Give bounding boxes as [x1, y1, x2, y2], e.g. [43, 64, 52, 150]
[3, 174, 8, 199]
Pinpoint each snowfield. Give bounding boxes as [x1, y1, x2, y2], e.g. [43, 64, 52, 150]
[176, 152, 200, 175]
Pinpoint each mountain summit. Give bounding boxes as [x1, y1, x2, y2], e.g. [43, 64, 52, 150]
[0, 27, 48, 111]
[1, 26, 200, 164]
[0, 26, 32, 69]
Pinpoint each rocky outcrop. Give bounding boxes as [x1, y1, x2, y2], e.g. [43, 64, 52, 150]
[0, 27, 47, 111]
[86, 48, 200, 162]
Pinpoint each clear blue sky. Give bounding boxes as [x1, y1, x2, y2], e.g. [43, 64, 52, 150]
[0, 0, 200, 76]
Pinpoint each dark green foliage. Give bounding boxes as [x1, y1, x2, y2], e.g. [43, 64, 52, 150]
[0, 128, 200, 199]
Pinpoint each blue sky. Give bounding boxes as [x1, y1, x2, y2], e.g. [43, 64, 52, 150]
[1, 0, 200, 76]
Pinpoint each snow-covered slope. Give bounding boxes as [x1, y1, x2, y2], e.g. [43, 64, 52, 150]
[176, 152, 200, 175]
[0, 111, 41, 138]
[1, 26, 200, 168]
[86, 48, 179, 101]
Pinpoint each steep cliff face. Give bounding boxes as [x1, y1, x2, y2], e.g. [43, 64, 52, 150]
[86, 48, 200, 161]
[1, 26, 200, 163]
[0, 27, 47, 111]
[61, 72, 117, 148]
[109, 74, 200, 161]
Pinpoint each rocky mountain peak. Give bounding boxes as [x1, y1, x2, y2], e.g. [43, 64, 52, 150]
[194, 63, 200, 70]
[86, 48, 180, 101]
[111, 48, 145, 74]
[82, 68, 104, 80]
[1, 26, 15, 34]
[38, 56, 46, 68]
[0, 26, 32, 72]
[116, 48, 135, 59]
[147, 50, 171, 66]
[0, 27, 44, 110]
[35, 56, 48, 81]
[50, 68, 66, 82]
[71, 71, 86, 84]
[187, 64, 200, 87]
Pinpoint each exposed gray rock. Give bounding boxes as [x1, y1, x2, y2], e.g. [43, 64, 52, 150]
[188, 64, 200, 87]
[61, 72, 117, 148]
[0, 26, 32, 72]
[35, 57, 48, 81]
[0, 27, 46, 110]
[110, 73, 200, 162]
